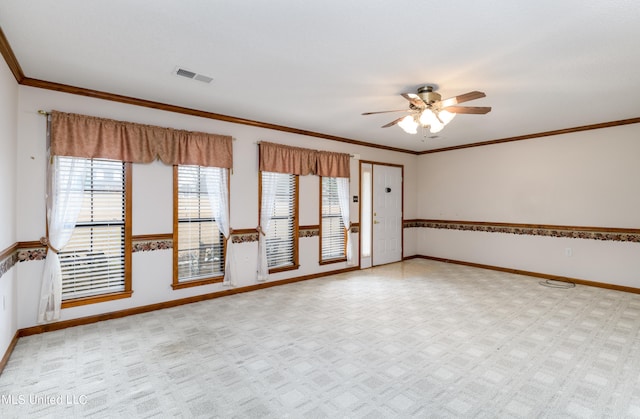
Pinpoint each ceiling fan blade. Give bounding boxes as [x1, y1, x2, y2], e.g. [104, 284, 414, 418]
[381, 115, 408, 128]
[361, 109, 411, 116]
[401, 93, 426, 109]
[438, 91, 486, 108]
[444, 106, 492, 114]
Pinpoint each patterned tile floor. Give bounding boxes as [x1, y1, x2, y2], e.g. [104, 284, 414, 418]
[2, 259, 640, 418]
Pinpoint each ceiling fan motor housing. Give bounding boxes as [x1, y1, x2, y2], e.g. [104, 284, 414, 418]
[417, 85, 441, 105]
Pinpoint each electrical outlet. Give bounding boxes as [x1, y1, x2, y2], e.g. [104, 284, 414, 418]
[565, 248, 573, 257]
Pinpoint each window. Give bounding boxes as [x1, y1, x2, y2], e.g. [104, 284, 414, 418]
[59, 158, 131, 307]
[260, 172, 298, 272]
[320, 177, 347, 263]
[174, 165, 226, 289]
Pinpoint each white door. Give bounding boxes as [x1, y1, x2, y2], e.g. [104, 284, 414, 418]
[372, 164, 402, 265]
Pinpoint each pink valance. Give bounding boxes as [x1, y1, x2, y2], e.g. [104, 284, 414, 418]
[259, 142, 350, 178]
[50, 111, 233, 168]
[316, 150, 350, 178]
[259, 141, 318, 176]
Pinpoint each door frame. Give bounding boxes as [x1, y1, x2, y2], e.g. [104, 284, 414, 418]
[358, 160, 404, 268]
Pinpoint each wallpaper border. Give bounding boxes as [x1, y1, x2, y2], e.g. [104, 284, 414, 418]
[3, 220, 636, 280]
[0, 228, 324, 278]
[403, 219, 640, 243]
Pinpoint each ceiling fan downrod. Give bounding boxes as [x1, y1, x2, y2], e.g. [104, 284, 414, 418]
[417, 85, 441, 105]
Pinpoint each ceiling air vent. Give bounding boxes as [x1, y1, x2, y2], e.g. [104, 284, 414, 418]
[194, 74, 213, 83]
[174, 67, 213, 84]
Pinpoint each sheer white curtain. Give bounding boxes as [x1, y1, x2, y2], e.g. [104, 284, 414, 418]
[257, 172, 278, 281]
[38, 156, 89, 323]
[336, 177, 354, 265]
[204, 167, 235, 286]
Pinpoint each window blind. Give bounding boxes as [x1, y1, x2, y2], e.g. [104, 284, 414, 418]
[264, 172, 296, 268]
[59, 158, 126, 300]
[321, 177, 346, 260]
[177, 165, 224, 281]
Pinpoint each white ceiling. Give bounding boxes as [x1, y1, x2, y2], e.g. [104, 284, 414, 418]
[1, 0, 639, 152]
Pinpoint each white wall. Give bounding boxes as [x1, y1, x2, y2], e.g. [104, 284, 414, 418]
[12, 82, 640, 332]
[0, 57, 18, 357]
[9, 77, 639, 336]
[417, 125, 640, 286]
[15, 86, 418, 328]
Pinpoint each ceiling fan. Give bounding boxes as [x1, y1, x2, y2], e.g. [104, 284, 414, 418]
[362, 85, 491, 135]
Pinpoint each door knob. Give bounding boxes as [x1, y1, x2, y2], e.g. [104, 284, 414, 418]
[374, 220, 380, 224]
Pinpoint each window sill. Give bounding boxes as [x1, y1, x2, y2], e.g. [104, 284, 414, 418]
[62, 290, 133, 309]
[172, 276, 224, 290]
[268, 264, 300, 275]
[319, 257, 347, 266]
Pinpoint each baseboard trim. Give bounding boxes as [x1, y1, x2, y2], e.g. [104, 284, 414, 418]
[18, 266, 360, 337]
[0, 330, 19, 376]
[414, 255, 640, 294]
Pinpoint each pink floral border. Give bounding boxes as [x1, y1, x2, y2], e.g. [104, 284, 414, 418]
[132, 240, 173, 252]
[403, 220, 640, 243]
[0, 252, 18, 279]
[0, 220, 640, 277]
[300, 229, 319, 238]
[232, 233, 259, 243]
[5, 221, 632, 279]
[232, 228, 320, 243]
[0, 229, 320, 278]
[17, 249, 47, 261]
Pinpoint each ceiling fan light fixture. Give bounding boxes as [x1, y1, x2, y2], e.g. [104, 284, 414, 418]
[418, 109, 436, 126]
[398, 115, 419, 134]
[362, 86, 490, 138]
[438, 109, 456, 125]
[415, 108, 455, 134]
[416, 109, 442, 133]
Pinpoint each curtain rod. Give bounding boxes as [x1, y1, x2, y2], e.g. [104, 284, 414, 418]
[37, 110, 236, 143]
[255, 141, 356, 158]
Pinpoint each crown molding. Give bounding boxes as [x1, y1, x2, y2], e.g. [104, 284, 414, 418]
[20, 77, 419, 155]
[2, 25, 410, 154]
[0, 26, 24, 83]
[2, 25, 639, 156]
[419, 117, 640, 155]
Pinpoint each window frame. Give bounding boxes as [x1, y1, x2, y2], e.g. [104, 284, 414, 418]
[259, 171, 299, 274]
[60, 160, 132, 309]
[172, 165, 229, 290]
[319, 176, 347, 265]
